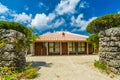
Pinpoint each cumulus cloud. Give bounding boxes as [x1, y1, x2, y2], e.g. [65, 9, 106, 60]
[0, 16, 6, 20]
[31, 13, 64, 30]
[79, 1, 89, 8]
[52, 18, 65, 28]
[38, 2, 44, 7]
[0, 0, 93, 33]
[0, 3, 9, 13]
[38, 2, 49, 11]
[71, 14, 97, 31]
[31, 13, 49, 28]
[12, 12, 32, 23]
[0, 3, 32, 24]
[55, 0, 80, 15]
[0, 16, 5, 19]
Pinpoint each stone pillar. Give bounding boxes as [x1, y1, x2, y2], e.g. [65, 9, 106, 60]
[99, 28, 120, 74]
[0, 29, 26, 70]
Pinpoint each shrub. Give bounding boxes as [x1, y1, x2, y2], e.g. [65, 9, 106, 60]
[94, 60, 107, 70]
[17, 68, 38, 79]
[86, 14, 120, 34]
[0, 65, 18, 80]
[0, 21, 38, 48]
[0, 62, 39, 80]
[0, 21, 29, 36]
[87, 34, 99, 54]
[0, 39, 6, 48]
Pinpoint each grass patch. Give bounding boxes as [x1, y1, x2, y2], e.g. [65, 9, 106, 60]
[0, 62, 39, 80]
[94, 60, 113, 75]
[55, 74, 60, 78]
[17, 68, 38, 79]
[94, 60, 107, 70]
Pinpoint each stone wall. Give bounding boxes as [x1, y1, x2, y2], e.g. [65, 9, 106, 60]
[0, 29, 26, 69]
[99, 28, 120, 74]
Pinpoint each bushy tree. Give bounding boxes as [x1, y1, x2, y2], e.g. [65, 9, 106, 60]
[87, 34, 99, 53]
[86, 13, 120, 53]
[86, 14, 120, 34]
[25, 28, 38, 49]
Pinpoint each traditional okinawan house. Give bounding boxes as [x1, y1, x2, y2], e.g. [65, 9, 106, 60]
[31, 31, 93, 56]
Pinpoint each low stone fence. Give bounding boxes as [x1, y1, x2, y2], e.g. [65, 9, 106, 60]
[99, 28, 120, 74]
[0, 29, 26, 69]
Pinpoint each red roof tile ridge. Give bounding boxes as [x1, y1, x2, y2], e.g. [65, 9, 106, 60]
[56, 31, 88, 38]
[40, 31, 88, 37]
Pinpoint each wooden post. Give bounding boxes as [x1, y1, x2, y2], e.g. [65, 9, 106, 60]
[46, 42, 49, 56]
[76, 42, 78, 55]
[87, 43, 89, 55]
[67, 42, 69, 55]
[60, 42, 62, 55]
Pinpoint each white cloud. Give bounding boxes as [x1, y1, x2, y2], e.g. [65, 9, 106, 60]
[38, 2, 49, 11]
[39, 2, 44, 7]
[52, 18, 65, 28]
[0, 16, 5, 19]
[0, 3, 9, 13]
[0, 16, 6, 20]
[31, 13, 65, 30]
[12, 12, 32, 23]
[79, 1, 89, 8]
[0, 4, 32, 24]
[0, 0, 92, 33]
[24, 6, 29, 11]
[31, 13, 56, 30]
[118, 11, 120, 14]
[55, 0, 80, 15]
[71, 14, 97, 31]
[43, 31, 52, 35]
[31, 13, 49, 28]
[48, 13, 56, 21]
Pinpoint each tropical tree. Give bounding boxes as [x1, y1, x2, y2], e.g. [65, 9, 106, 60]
[87, 34, 99, 53]
[86, 13, 120, 53]
[86, 14, 120, 34]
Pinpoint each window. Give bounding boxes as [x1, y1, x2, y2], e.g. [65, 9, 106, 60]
[68, 42, 75, 52]
[49, 42, 60, 53]
[55, 42, 60, 52]
[49, 43, 54, 52]
[78, 42, 85, 52]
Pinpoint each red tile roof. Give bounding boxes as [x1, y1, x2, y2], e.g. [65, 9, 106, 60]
[36, 31, 88, 42]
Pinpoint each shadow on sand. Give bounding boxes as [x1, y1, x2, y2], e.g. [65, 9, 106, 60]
[27, 61, 53, 69]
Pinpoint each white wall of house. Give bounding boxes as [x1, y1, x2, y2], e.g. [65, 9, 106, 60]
[30, 44, 34, 55]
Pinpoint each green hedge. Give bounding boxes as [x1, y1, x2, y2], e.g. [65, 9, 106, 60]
[86, 14, 120, 34]
[0, 21, 30, 36]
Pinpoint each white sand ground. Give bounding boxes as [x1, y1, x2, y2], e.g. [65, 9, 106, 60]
[26, 55, 120, 80]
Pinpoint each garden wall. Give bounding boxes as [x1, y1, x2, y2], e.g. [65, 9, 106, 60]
[0, 29, 26, 69]
[99, 28, 120, 74]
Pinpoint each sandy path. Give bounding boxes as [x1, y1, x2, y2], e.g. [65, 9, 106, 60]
[26, 55, 120, 80]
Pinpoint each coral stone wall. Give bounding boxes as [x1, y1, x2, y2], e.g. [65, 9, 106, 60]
[99, 28, 120, 74]
[0, 29, 26, 69]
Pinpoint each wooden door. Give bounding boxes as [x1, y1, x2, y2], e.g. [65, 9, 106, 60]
[35, 42, 47, 55]
[62, 42, 68, 55]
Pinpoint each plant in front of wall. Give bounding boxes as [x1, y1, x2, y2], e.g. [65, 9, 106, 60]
[0, 62, 39, 80]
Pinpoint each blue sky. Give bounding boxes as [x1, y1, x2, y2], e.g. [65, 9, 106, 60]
[0, 0, 120, 35]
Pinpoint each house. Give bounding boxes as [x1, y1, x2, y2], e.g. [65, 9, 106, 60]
[31, 31, 93, 55]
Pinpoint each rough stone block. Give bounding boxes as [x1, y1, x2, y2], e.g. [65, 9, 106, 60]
[0, 29, 26, 70]
[99, 28, 120, 74]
